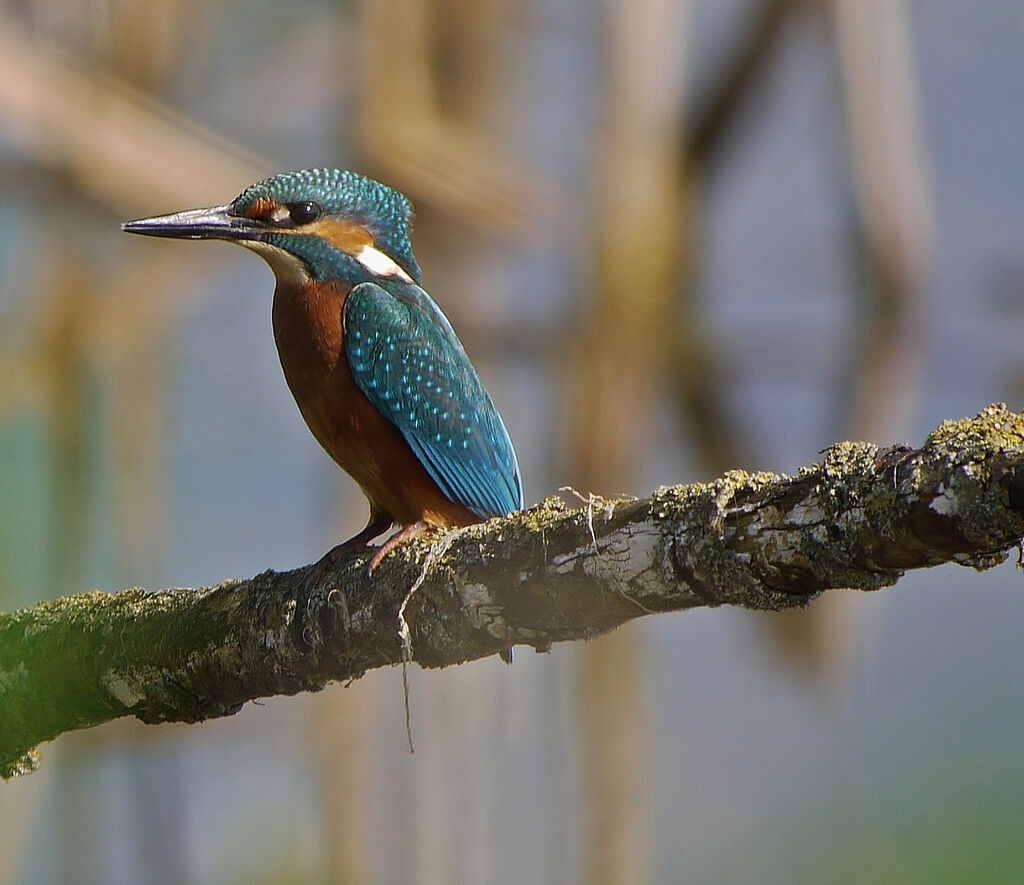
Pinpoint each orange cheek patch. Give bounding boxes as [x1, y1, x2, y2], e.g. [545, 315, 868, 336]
[306, 218, 375, 252]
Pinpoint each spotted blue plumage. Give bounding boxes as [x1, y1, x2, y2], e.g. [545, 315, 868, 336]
[344, 281, 523, 518]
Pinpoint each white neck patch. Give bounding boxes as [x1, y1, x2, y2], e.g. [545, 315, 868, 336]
[240, 238, 413, 287]
[354, 244, 413, 283]
[241, 240, 312, 286]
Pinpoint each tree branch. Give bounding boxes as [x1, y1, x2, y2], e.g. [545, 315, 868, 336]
[3, 404, 1024, 777]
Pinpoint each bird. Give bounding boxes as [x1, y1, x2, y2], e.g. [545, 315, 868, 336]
[123, 168, 523, 576]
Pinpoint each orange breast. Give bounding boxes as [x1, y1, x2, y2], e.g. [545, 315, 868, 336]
[271, 280, 479, 529]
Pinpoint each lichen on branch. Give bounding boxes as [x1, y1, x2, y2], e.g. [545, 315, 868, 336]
[2, 404, 1023, 778]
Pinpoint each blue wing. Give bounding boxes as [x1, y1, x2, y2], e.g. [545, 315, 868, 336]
[344, 281, 523, 518]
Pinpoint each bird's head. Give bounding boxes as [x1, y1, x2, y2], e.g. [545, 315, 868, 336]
[123, 169, 422, 286]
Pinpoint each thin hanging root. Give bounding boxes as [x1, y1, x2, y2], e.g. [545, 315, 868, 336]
[397, 527, 463, 752]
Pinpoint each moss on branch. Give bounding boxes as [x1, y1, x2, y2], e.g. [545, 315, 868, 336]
[2, 404, 1024, 777]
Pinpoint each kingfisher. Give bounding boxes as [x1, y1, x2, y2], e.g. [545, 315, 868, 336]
[123, 169, 523, 574]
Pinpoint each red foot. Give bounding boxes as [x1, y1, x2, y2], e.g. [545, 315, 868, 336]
[367, 520, 430, 572]
[304, 511, 394, 590]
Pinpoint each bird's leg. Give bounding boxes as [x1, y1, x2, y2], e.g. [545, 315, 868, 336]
[304, 509, 394, 589]
[367, 519, 432, 572]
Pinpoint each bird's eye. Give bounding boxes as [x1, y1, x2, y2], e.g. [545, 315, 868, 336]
[287, 201, 321, 225]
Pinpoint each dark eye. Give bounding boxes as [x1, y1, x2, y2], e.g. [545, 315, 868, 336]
[287, 201, 321, 225]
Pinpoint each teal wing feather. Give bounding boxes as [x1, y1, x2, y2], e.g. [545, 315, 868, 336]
[343, 281, 522, 518]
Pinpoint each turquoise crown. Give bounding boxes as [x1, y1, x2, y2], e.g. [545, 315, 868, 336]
[233, 169, 422, 283]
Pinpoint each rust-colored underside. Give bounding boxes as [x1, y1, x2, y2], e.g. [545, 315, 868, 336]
[272, 279, 479, 529]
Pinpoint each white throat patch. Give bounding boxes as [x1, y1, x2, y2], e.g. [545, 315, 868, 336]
[242, 240, 312, 286]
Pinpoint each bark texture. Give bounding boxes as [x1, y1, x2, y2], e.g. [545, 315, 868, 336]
[3, 404, 1024, 777]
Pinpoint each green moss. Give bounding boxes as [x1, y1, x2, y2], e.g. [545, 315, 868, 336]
[0, 748, 40, 778]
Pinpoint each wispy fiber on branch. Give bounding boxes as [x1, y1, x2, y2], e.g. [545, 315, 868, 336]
[2, 404, 1023, 778]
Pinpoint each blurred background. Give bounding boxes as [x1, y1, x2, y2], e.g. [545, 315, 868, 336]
[1, 0, 1023, 882]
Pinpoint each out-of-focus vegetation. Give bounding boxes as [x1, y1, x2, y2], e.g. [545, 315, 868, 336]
[1, 1, 1022, 883]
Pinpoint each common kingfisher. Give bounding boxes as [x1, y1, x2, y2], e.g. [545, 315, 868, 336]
[123, 169, 523, 573]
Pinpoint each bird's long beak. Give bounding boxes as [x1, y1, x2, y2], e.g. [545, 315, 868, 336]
[122, 204, 264, 241]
